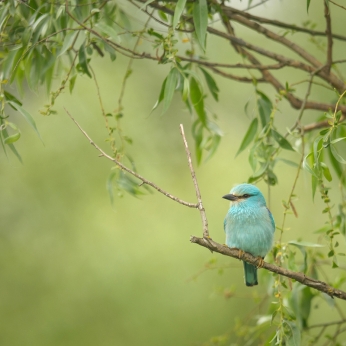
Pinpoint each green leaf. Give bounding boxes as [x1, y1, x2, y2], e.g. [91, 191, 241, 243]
[312, 175, 318, 200]
[276, 158, 299, 168]
[288, 241, 324, 248]
[272, 129, 294, 151]
[78, 43, 92, 78]
[192, 119, 204, 164]
[285, 320, 301, 346]
[331, 144, 346, 164]
[162, 67, 179, 114]
[4, 132, 20, 144]
[199, 67, 219, 101]
[249, 162, 268, 180]
[307, 0, 311, 12]
[321, 163, 332, 182]
[69, 75, 77, 94]
[182, 77, 190, 101]
[303, 153, 319, 178]
[327, 145, 343, 180]
[205, 134, 221, 160]
[152, 78, 166, 113]
[58, 31, 78, 57]
[330, 137, 346, 144]
[256, 90, 272, 128]
[95, 22, 119, 41]
[8, 101, 43, 142]
[104, 42, 116, 61]
[190, 77, 207, 125]
[2, 46, 23, 80]
[1, 126, 23, 163]
[193, 0, 208, 50]
[4, 91, 22, 106]
[236, 118, 258, 156]
[107, 171, 117, 205]
[173, 0, 187, 29]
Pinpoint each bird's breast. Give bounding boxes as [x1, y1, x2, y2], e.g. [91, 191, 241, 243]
[224, 205, 274, 257]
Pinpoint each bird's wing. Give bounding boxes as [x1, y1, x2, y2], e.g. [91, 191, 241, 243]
[267, 208, 276, 232]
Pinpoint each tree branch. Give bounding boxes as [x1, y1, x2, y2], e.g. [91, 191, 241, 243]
[222, 5, 346, 42]
[180, 124, 209, 238]
[324, 1, 333, 73]
[190, 236, 346, 301]
[65, 109, 198, 208]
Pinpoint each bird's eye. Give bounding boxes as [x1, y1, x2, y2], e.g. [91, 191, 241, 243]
[243, 194, 250, 198]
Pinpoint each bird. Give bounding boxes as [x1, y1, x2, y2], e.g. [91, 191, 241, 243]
[223, 183, 275, 287]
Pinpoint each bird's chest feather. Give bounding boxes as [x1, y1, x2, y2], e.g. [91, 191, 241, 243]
[224, 205, 274, 257]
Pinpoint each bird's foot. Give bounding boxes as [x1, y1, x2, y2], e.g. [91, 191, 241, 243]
[238, 249, 245, 260]
[256, 257, 265, 269]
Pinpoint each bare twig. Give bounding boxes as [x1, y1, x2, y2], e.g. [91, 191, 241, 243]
[329, 0, 346, 11]
[190, 236, 346, 300]
[324, 2, 333, 73]
[65, 109, 198, 208]
[179, 124, 209, 238]
[222, 5, 346, 42]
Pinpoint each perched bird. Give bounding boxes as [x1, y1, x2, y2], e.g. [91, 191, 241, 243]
[223, 184, 275, 286]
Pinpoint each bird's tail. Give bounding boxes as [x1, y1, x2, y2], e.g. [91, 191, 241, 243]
[243, 261, 258, 287]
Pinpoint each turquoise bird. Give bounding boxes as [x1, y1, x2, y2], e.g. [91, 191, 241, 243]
[223, 184, 275, 286]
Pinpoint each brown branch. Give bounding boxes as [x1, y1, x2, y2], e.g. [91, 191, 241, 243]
[324, 2, 333, 73]
[202, 65, 266, 83]
[190, 236, 346, 300]
[224, 10, 323, 68]
[222, 5, 346, 42]
[65, 109, 198, 208]
[177, 57, 288, 70]
[303, 114, 346, 132]
[330, 0, 346, 11]
[216, 12, 346, 115]
[308, 319, 346, 329]
[180, 124, 209, 238]
[206, 26, 345, 92]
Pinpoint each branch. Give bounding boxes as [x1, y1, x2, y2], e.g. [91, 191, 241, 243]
[180, 124, 209, 238]
[65, 109, 198, 208]
[190, 236, 346, 300]
[207, 26, 345, 92]
[222, 5, 346, 42]
[303, 114, 346, 132]
[330, 0, 346, 11]
[324, 2, 333, 73]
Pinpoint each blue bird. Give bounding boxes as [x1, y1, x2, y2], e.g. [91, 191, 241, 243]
[223, 184, 275, 286]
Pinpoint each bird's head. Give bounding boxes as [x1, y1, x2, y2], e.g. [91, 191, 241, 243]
[222, 183, 266, 207]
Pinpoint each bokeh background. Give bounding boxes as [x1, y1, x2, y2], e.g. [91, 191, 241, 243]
[1, 1, 346, 345]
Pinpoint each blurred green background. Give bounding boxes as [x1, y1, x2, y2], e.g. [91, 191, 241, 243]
[1, 1, 346, 345]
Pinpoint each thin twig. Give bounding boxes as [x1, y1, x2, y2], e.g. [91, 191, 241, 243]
[190, 236, 346, 300]
[65, 109, 198, 208]
[329, 0, 346, 11]
[324, 2, 333, 73]
[308, 319, 346, 329]
[179, 124, 209, 238]
[222, 5, 346, 42]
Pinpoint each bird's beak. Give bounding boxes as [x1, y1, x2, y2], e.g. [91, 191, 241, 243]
[222, 194, 238, 201]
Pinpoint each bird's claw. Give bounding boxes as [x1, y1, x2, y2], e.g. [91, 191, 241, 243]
[238, 249, 245, 260]
[256, 257, 265, 268]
